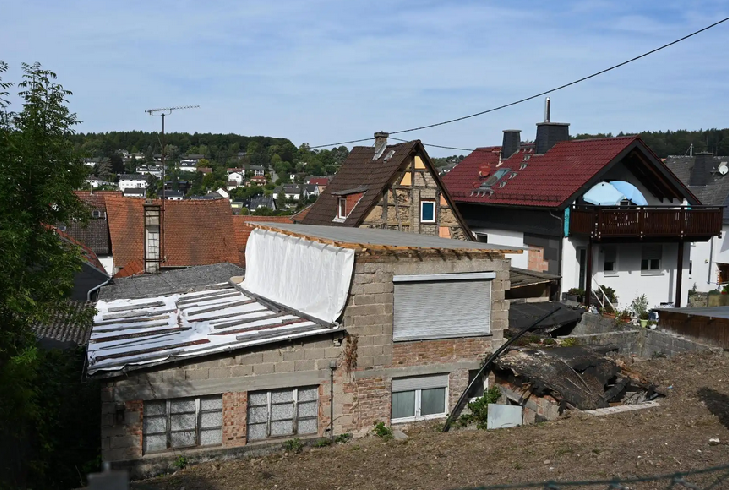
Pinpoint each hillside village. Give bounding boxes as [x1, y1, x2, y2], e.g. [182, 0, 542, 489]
[4, 6, 729, 490]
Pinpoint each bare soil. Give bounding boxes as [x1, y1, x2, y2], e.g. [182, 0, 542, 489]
[133, 352, 729, 490]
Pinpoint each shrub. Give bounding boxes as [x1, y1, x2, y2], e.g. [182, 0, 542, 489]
[173, 455, 188, 470]
[542, 338, 556, 346]
[458, 386, 501, 430]
[335, 432, 353, 444]
[283, 438, 304, 454]
[561, 337, 577, 347]
[372, 421, 393, 440]
[630, 294, 649, 318]
[314, 438, 332, 448]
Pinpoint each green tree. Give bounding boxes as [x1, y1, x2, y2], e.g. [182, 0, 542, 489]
[0, 62, 92, 487]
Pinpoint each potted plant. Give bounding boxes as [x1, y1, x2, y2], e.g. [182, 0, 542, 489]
[566, 288, 585, 303]
[630, 294, 649, 328]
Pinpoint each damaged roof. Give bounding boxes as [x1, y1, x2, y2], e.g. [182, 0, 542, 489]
[509, 268, 560, 289]
[508, 302, 583, 335]
[252, 222, 523, 253]
[87, 283, 339, 376]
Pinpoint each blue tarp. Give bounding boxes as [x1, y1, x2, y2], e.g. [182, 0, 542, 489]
[583, 182, 626, 205]
[610, 181, 648, 206]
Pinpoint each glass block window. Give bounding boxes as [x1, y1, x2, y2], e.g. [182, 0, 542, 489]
[142, 396, 222, 454]
[247, 387, 318, 441]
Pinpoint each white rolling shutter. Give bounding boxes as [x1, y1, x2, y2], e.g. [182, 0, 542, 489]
[393, 273, 492, 342]
[392, 374, 449, 392]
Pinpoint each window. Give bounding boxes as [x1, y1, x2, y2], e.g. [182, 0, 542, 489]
[420, 200, 436, 223]
[247, 387, 318, 441]
[603, 246, 617, 275]
[337, 197, 347, 220]
[475, 233, 488, 243]
[393, 272, 494, 341]
[718, 263, 729, 284]
[467, 369, 486, 401]
[143, 396, 222, 454]
[392, 375, 448, 422]
[641, 245, 662, 273]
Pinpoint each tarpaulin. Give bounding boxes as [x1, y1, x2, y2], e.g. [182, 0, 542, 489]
[243, 229, 355, 324]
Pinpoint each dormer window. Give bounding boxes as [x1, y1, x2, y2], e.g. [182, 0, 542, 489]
[337, 197, 348, 220]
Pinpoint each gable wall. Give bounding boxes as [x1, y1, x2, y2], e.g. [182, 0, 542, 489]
[359, 155, 470, 240]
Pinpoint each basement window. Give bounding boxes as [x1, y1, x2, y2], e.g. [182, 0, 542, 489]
[641, 245, 662, 274]
[142, 396, 223, 454]
[420, 200, 436, 223]
[392, 374, 448, 423]
[247, 386, 318, 441]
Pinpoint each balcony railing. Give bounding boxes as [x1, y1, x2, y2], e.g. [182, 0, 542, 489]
[569, 205, 724, 240]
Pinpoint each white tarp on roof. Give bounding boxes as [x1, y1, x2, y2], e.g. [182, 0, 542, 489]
[243, 229, 355, 324]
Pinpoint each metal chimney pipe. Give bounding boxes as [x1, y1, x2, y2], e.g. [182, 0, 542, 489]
[544, 97, 551, 122]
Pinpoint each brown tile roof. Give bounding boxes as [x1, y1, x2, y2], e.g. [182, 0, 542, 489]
[105, 196, 240, 271]
[55, 228, 108, 275]
[62, 191, 122, 255]
[231, 215, 294, 266]
[292, 204, 313, 223]
[301, 141, 420, 226]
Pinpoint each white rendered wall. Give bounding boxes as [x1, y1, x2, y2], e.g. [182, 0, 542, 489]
[472, 228, 528, 269]
[99, 256, 114, 276]
[689, 226, 729, 292]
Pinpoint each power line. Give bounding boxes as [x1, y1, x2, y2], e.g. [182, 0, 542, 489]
[391, 136, 494, 154]
[310, 16, 729, 149]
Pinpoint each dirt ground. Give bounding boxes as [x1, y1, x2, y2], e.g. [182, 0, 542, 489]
[133, 352, 729, 490]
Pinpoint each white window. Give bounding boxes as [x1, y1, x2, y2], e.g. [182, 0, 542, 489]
[641, 245, 662, 273]
[420, 200, 436, 223]
[393, 272, 494, 341]
[142, 396, 222, 454]
[337, 197, 347, 220]
[603, 246, 617, 276]
[392, 374, 448, 423]
[247, 387, 318, 441]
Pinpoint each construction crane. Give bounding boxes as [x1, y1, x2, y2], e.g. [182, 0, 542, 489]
[144, 105, 199, 269]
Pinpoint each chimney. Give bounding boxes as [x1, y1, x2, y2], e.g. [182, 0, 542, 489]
[373, 131, 389, 160]
[535, 97, 569, 154]
[143, 201, 161, 273]
[501, 130, 521, 160]
[689, 152, 714, 187]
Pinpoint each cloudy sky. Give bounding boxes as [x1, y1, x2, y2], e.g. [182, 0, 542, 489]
[1, 0, 728, 155]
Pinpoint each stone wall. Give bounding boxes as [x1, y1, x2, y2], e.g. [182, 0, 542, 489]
[565, 312, 723, 358]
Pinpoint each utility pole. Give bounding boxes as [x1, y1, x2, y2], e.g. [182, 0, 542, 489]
[144, 105, 199, 267]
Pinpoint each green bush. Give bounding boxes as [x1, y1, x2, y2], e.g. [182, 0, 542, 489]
[283, 438, 304, 454]
[372, 421, 393, 440]
[173, 455, 188, 470]
[561, 337, 578, 347]
[335, 432, 353, 444]
[314, 438, 332, 448]
[458, 386, 501, 430]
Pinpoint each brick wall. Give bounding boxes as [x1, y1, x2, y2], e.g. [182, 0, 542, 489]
[222, 392, 247, 448]
[528, 247, 549, 272]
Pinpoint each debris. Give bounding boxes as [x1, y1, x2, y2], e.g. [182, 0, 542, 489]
[543, 460, 551, 465]
[392, 430, 408, 441]
[709, 438, 720, 445]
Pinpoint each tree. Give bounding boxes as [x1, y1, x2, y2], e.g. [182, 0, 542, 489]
[0, 62, 92, 487]
[109, 152, 124, 174]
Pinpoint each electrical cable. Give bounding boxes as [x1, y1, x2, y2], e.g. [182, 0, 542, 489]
[310, 17, 729, 149]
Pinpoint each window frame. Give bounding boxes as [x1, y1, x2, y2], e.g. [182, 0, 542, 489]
[337, 197, 347, 220]
[641, 245, 663, 275]
[420, 200, 436, 223]
[602, 246, 618, 277]
[247, 386, 319, 441]
[391, 375, 449, 424]
[142, 395, 223, 455]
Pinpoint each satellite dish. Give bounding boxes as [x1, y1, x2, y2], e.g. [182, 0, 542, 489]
[719, 162, 728, 176]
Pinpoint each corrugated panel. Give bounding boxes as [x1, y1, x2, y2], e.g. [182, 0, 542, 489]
[392, 374, 449, 392]
[394, 279, 491, 341]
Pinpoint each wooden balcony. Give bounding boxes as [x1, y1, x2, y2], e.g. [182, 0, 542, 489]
[569, 205, 723, 241]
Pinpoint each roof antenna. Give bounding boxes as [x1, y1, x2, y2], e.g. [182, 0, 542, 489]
[544, 97, 551, 123]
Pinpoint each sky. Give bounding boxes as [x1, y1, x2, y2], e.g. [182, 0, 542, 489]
[1, 0, 728, 156]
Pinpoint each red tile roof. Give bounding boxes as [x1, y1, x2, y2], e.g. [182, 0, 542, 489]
[105, 196, 240, 271]
[442, 136, 681, 208]
[308, 177, 329, 186]
[231, 215, 294, 266]
[55, 227, 108, 275]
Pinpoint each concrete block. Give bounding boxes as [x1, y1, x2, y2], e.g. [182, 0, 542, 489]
[262, 350, 283, 363]
[236, 352, 263, 365]
[325, 347, 342, 359]
[294, 359, 316, 371]
[362, 282, 394, 295]
[274, 361, 295, 373]
[282, 349, 305, 362]
[253, 363, 275, 375]
[209, 367, 232, 379]
[304, 348, 326, 360]
[110, 435, 140, 449]
[230, 365, 253, 377]
[185, 369, 209, 380]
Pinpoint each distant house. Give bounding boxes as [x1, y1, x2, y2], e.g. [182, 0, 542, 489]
[228, 171, 244, 186]
[245, 195, 276, 212]
[246, 164, 265, 177]
[123, 188, 146, 198]
[137, 165, 163, 178]
[249, 175, 267, 186]
[301, 132, 472, 241]
[665, 153, 729, 293]
[180, 154, 205, 166]
[164, 190, 184, 201]
[303, 184, 319, 199]
[273, 184, 303, 201]
[179, 162, 197, 173]
[199, 167, 212, 175]
[118, 174, 148, 192]
[306, 176, 330, 193]
[104, 195, 241, 275]
[86, 176, 114, 189]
